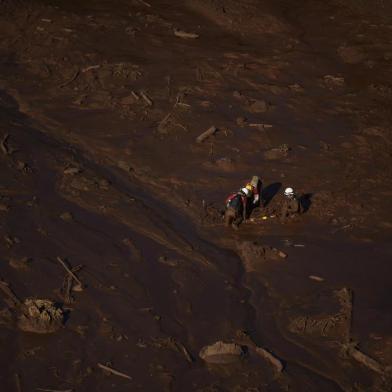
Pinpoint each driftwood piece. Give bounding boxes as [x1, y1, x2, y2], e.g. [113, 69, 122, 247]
[196, 126, 217, 143]
[140, 91, 153, 106]
[97, 363, 132, 380]
[174, 29, 199, 39]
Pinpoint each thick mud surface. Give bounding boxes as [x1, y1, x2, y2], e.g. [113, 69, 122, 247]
[0, 0, 392, 391]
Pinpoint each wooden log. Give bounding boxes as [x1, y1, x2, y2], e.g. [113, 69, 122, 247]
[196, 126, 217, 143]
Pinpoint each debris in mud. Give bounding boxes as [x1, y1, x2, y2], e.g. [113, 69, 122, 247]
[17, 298, 64, 333]
[9, 257, 31, 271]
[236, 116, 247, 127]
[0, 202, 9, 212]
[286, 288, 352, 342]
[323, 75, 345, 89]
[342, 342, 387, 375]
[199, 341, 247, 364]
[196, 125, 217, 143]
[254, 346, 284, 373]
[63, 166, 81, 175]
[264, 144, 290, 160]
[117, 161, 133, 172]
[158, 255, 180, 267]
[60, 264, 83, 304]
[237, 241, 287, 272]
[97, 362, 132, 380]
[140, 91, 153, 106]
[174, 29, 199, 39]
[1, 133, 10, 155]
[60, 211, 73, 222]
[248, 99, 268, 113]
[337, 45, 365, 64]
[309, 275, 324, 282]
[56, 257, 84, 292]
[235, 330, 284, 373]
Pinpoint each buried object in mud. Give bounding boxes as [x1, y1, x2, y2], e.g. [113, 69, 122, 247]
[199, 341, 247, 364]
[18, 298, 64, 333]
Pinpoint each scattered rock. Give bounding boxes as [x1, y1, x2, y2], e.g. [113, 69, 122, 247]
[199, 341, 247, 364]
[18, 299, 64, 333]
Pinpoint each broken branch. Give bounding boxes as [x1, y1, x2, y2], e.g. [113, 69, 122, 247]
[56, 257, 83, 291]
[97, 363, 132, 380]
[196, 126, 217, 143]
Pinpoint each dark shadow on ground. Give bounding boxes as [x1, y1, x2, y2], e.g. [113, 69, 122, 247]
[300, 193, 312, 212]
[262, 182, 282, 207]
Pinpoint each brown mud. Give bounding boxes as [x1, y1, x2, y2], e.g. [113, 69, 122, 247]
[0, 0, 392, 391]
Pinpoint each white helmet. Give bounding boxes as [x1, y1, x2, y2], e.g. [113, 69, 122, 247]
[241, 187, 251, 197]
[284, 187, 294, 197]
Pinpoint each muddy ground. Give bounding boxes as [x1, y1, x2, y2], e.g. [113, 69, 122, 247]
[0, 0, 392, 390]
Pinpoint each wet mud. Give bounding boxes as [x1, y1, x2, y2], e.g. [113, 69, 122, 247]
[0, 0, 392, 391]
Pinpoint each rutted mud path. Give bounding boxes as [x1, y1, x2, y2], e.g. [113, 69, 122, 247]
[1, 0, 392, 391]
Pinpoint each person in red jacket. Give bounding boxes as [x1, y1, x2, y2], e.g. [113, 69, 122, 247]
[224, 176, 262, 229]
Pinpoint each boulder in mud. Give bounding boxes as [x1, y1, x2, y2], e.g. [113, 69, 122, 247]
[199, 341, 247, 364]
[17, 298, 64, 333]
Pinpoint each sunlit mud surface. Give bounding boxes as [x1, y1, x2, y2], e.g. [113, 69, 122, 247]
[0, 0, 392, 390]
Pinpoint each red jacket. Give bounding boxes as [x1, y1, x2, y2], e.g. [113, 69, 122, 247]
[225, 192, 248, 219]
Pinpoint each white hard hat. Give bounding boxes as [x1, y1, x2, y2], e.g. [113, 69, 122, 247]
[284, 187, 294, 197]
[241, 187, 251, 197]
